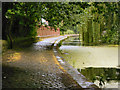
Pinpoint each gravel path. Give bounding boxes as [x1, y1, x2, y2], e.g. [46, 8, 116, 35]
[2, 36, 81, 88]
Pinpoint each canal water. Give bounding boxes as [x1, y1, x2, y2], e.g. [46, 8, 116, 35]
[59, 36, 119, 88]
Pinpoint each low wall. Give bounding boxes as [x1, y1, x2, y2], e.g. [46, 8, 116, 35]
[37, 25, 60, 37]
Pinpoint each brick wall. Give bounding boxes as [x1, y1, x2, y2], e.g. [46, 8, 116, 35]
[37, 25, 60, 37]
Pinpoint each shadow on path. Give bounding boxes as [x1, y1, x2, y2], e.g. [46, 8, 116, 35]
[2, 36, 81, 88]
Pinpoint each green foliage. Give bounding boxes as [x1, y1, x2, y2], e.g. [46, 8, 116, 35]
[2, 2, 119, 48]
[75, 2, 119, 45]
[2, 40, 8, 52]
[80, 68, 119, 86]
[3, 2, 83, 39]
[64, 29, 75, 34]
[57, 41, 63, 47]
[13, 37, 36, 48]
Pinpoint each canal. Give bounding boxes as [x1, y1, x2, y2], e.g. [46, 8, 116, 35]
[59, 36, 119, 88]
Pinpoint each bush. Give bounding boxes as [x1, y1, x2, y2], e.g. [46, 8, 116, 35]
[64, 29, 75, 34]
[13, 37, 37, 48]
[1, 40, 8, 52]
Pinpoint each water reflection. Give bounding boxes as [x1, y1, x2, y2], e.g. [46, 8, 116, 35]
[62, 36, 81, 46]
[77, 67, 120, 88]
[60, 36, 119, 88]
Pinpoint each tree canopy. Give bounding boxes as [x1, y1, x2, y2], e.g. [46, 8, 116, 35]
[2, 2, 120, 48]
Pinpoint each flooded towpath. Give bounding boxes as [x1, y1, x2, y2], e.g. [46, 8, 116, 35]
[2, 36, 81, 88]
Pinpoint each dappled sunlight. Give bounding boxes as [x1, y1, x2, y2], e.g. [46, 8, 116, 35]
[2, 1, 119, 88]
[6, 52, 21, 62]
[39, 56, 48, 63]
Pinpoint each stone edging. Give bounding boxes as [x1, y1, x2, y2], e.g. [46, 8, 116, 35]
[53, 35, 99, 89]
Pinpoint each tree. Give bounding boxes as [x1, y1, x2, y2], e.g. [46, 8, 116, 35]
[3, 2, 119, 48]
[3, 2, 90, 48]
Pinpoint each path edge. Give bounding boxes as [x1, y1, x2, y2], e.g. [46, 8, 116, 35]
[53, 35, 100, 89]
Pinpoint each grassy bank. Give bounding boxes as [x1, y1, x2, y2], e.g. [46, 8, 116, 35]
[13, 37, 37, 48]
[2, 37, 39, 50]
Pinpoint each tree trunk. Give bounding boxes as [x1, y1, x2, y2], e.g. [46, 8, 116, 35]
[88, 18, 93, 45]
[7, 18, 13, 49]
[82, 25, 84, 46]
